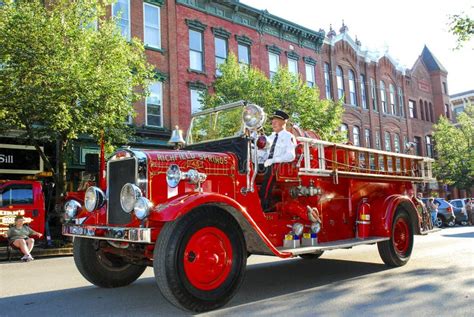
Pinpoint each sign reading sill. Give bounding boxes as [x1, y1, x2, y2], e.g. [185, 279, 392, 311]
[0, 144, 43, 174]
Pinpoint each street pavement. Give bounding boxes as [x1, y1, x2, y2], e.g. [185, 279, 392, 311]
[0, 226, 473, 317]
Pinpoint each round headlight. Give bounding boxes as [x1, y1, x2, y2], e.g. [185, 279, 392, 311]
[166, 164, 182, 188]
[64, 200, 81, 220]
[311, 222, 321, 234]
[242, 103, 266, 130]
[120, 183, 142, 213]
[134, 197, 152, 220]
[84, 186, 106, 212]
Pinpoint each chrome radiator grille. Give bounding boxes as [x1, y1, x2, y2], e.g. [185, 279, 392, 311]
[107, 158, 136, 225]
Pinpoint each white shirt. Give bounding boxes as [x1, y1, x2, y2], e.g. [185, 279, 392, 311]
[263, 130, 296, 164]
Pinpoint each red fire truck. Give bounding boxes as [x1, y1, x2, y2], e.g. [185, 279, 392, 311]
[63, 101, 434, 312]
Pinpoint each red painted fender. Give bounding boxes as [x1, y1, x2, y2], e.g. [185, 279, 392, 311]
[371, 194, 421, 237]
[149, 192, 293, 258]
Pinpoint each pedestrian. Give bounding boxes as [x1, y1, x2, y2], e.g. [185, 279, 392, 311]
[465, 198, 473, 225]
[426, 197, 438, 227]
[4, 215, 43, 262]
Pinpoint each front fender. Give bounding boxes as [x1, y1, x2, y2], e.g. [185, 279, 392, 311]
[371, 195, 421, 237]
[149, 192, 292, 258]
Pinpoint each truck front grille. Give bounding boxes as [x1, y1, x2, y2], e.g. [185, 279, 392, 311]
[107, 158, 136, 225]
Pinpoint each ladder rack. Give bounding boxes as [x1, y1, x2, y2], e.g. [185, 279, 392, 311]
[297, 137, 435, 183]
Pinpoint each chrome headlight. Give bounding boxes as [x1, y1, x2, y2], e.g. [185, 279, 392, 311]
[64, 200, 81, 220]
[120, 183, 142, 213]
[166, 164, 182, 188]
[84, 186, 106, 212]
[242, 103, 266, 130]
[184, 169, 207, 185]
[134, 197, 152, 220]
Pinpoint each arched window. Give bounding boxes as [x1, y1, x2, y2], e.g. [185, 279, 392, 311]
[419, 99, 425, 120]
[389, 84, 396, 115]
[340, 123, 348, 139]
[336, 66, 345, 101]
[324, 63, 332, 100]
[394, 134, 400, 153]
[429, 102, 434, 122]
[424, 101, 429, 122]
[353, 126, 360, 146]
[398, 87, 404, 117]
[384, 131, 391, 151]
[349, 70, 357, 106]
[380, 81, 387, 113]
[375, 131, 381, 150]
[364, 128, 371, 148]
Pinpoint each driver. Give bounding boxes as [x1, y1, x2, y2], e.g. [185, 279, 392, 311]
[259, 110, 296, 211]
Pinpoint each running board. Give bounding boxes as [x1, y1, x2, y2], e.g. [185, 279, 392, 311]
[277, 237, 389, 256]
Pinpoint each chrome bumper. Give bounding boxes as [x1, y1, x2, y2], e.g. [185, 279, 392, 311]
[62, 224, 152, 243]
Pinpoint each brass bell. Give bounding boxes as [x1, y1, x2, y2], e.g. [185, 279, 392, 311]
[168, 125, 186, 149]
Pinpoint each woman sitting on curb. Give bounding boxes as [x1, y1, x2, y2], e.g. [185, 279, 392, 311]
[5, 215, 43, 262]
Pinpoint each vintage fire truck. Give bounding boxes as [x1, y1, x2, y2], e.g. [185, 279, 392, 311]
[63, 101, 434, 312]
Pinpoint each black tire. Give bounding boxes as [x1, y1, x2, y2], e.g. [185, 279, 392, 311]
[435, 216, 444, 228]
[73, 237, 146, 288]
[299, 251, 324, 260]
[154, 207, 247, 313]
[377, 210, 414, 267]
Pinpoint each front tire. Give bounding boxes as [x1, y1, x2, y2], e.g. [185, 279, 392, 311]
[378, 210, 414, 267]
[73, 238, 146, 288]
[435, 216, 444, 228]
[154, 207, 247, 312]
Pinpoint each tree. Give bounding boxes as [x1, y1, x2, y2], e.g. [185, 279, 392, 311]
[0, 0, 154, 207]
[203, 54, 344, 141]
[433, 105, 474, 193]
[449, 8, 474, 49]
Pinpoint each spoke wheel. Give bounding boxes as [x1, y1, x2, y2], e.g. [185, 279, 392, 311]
[378, 210, 414, 267]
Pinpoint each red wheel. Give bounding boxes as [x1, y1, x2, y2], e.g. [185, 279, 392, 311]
[154, 207, 246, 312]
[378, 210, 413, 267]
[183, 227, 233, 291]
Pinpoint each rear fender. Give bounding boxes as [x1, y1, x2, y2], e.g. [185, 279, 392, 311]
[371, 195, 421, 237]
[149, 192, 292, 258]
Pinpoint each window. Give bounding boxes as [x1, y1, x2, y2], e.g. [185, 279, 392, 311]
[426, 135, 433, 157]
[425, 101, 430, 122]
[189, 29, 204, 71]
[305, 63, 315, 87]
[398, 87, 404, 117]
[288, 59, 298, 76]
[238, 44, 250, 66]
[384, 132, 391, 151]
[190, 88, 204, 114]
[348, 70, 357, 106]
[144, 2, 161, 49]
[324, 63, 332, 99]
[353, 126, 360, 146]
[404, 136, 409, 152]
[394, 134, 400, 153]
[414, 136, 422, 156]
[0, 185, 33, 206]
[443, 82, 448, 94]
[370, 78, 378, 111]
[146, 81, 162, 127]
[112, 0, 130, 40]
[360, 74, 367, 109]
[380, 81, 387, 113]
[408, 100, 416, 118]
[215, 37, 227, 76]
[336, 66, 345, 101]
[269, 52, 279, 79]
[419, 99, 425, 120]
[340, 124, 348, 139]
[429, 103, 434, 122]
[445, 104, 450, 119]
[375, 131, 381, 150]
[364, 129, 371, 148]
[389, 84, 396, 115]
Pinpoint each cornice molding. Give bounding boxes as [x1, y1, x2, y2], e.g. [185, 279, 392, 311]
[154, 69, 168, 82]
[235, 34, 253, 46]
[303, 56, 317, 66]
[185, 19, 207, 31]
[286, 51, 300, 60]
[212, 26, 231, 39]
[266, 44, 282, 55]
[187, 80, 208, 90]
[144, 0, 165, 6]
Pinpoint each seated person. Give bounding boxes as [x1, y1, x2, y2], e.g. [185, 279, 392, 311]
[258, 110, 296, 211]
[5, 215, 43, 262]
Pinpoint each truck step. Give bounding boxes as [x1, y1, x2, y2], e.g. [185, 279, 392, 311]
[278, 237, 389, 255]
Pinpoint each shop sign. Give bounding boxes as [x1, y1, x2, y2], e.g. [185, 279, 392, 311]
[0, 144, 44, 174]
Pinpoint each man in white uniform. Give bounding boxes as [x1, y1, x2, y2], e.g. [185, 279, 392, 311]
[259, 110, 296, 211]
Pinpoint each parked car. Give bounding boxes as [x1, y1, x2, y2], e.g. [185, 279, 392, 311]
[448, 199, 469, 225]
[421, 198, 455, 228]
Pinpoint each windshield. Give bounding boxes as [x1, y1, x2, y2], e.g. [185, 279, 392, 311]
[187, 104, 244, 145]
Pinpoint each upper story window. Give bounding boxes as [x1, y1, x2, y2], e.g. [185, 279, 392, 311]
[189, 29, 204, 72]
[380, 81, 387, 113]
[384, 132, 391, 152]
[190, 88, 204, 114]
[375, 131, 381, 150]
[353, 126, 360, 146]
[394, 134, 400, 153]
[268, 52, 279, 79]
[238, 44, 250, 66]
[443, 82, 448, 95]
[360, 74, 367, 109]
[215, 37, 227, 76]
[144, 2, 161, 49]
[305, 63, 315, 88]
[336, 66, 345, 101]
[419, 99, 425, 120]
[389, 84, 396, 115]
[146, 81, 162, 127]
[288, 58, 298, 76]
[445, 104, 450, 119]
[348, 70, 357, 106]
[365, 128, 371, 148]
[370, 78, 378, 112]
[324, 63, 332, 99]
[426, 135, 433, 157]
[408, 100, 417, 118]
[398, 87, 404, 117]
[414, 136, 422, 156]
[340, 124, 348, 139]
[112, 0, 131, 41]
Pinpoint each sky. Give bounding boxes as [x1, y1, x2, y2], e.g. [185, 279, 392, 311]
[242, 0, 473, 95]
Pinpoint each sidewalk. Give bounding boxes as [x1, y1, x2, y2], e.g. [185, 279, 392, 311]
[0, 241, 73, 261]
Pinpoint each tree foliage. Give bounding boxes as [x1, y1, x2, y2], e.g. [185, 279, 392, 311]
[0, 0, 154, 201]
[433, 105, 474, 191]
[203, 54, 344, 141]
[449, 8, 474, 49]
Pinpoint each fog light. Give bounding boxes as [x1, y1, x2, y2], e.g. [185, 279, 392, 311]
[64, 200, 81, 220]
[134, 197, 152, 220]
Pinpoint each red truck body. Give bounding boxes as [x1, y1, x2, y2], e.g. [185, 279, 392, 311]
[63, 101, 434, 312]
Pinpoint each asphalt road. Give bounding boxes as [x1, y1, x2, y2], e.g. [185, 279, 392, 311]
[1, 226, 473, 317]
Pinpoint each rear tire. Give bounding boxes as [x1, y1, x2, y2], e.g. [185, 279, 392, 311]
[378, 210, 414, 267]
[299, 251, 324, 260]
[73, 238, 146, 288]
[154, 207, 247, 312]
